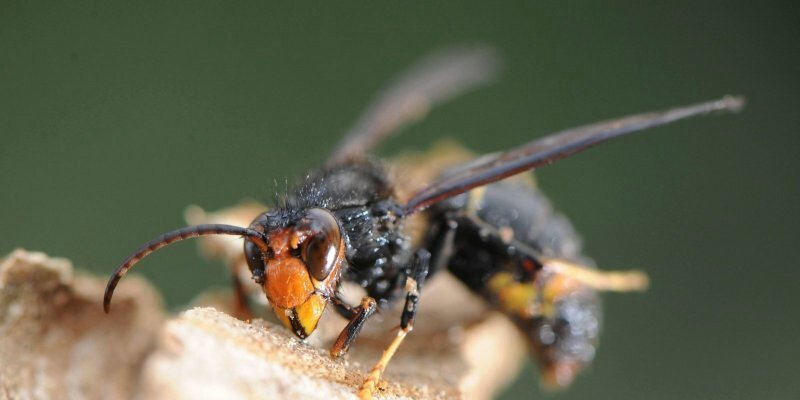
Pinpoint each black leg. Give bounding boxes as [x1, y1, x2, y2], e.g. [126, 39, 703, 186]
[330, 294, 359, 320]
[400, 249, 430, 329]
[329, 296, 378, 358]
[424, 216, 458, 277]
[359, 249, 431, 398]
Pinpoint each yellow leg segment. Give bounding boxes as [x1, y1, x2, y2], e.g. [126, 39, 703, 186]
[543, 258, 650, 292]
[358, 326, 411, 399]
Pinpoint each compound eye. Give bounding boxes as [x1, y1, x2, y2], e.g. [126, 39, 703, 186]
[244, 239, 266, 284]
[300, 208, 342, 281]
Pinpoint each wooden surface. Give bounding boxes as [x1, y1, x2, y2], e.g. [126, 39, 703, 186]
[0, 229, 526, 399]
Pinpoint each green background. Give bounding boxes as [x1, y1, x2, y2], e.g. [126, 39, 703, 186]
[2, 2, 798, 399]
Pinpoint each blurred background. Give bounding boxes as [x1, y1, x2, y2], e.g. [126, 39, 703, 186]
[2, 2, 798, 399]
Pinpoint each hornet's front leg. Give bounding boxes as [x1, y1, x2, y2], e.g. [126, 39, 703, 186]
[358, 249, 431, 399]
[229, 255, 255, 321]
[329, 296, 378, 358]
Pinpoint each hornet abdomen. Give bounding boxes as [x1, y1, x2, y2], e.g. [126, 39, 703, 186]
[429, 169, 602, 387]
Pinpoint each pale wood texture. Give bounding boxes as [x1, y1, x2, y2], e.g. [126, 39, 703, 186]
[0, 206, 527, 399]
[0, 249, 164, 400]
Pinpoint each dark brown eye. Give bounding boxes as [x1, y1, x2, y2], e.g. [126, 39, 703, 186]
[244, 239, 265, 284]
[299, 208, 342, 281]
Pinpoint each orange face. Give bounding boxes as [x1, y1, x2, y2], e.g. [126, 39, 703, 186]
[247, 208, 345, 339]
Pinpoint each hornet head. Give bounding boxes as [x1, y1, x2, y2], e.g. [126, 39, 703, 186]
[104, 207, 345, 341]
[244, 207, 345, 338]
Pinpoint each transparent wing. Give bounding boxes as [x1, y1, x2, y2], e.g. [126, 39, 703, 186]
[328, 45, 501, 165]
[403, 96, 745, 214]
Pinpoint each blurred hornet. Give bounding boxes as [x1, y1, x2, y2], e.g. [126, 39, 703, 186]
[104, 46, 744, 398]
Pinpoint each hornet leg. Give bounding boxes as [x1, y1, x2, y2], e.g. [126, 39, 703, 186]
[358, 249, 431, 399]
[230, 257, 254, 320]
[542, 258, 649, 292]
[330, 296, 378, 358]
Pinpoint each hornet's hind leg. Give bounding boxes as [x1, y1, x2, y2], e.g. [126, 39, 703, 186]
[542, 258, 649, 293]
